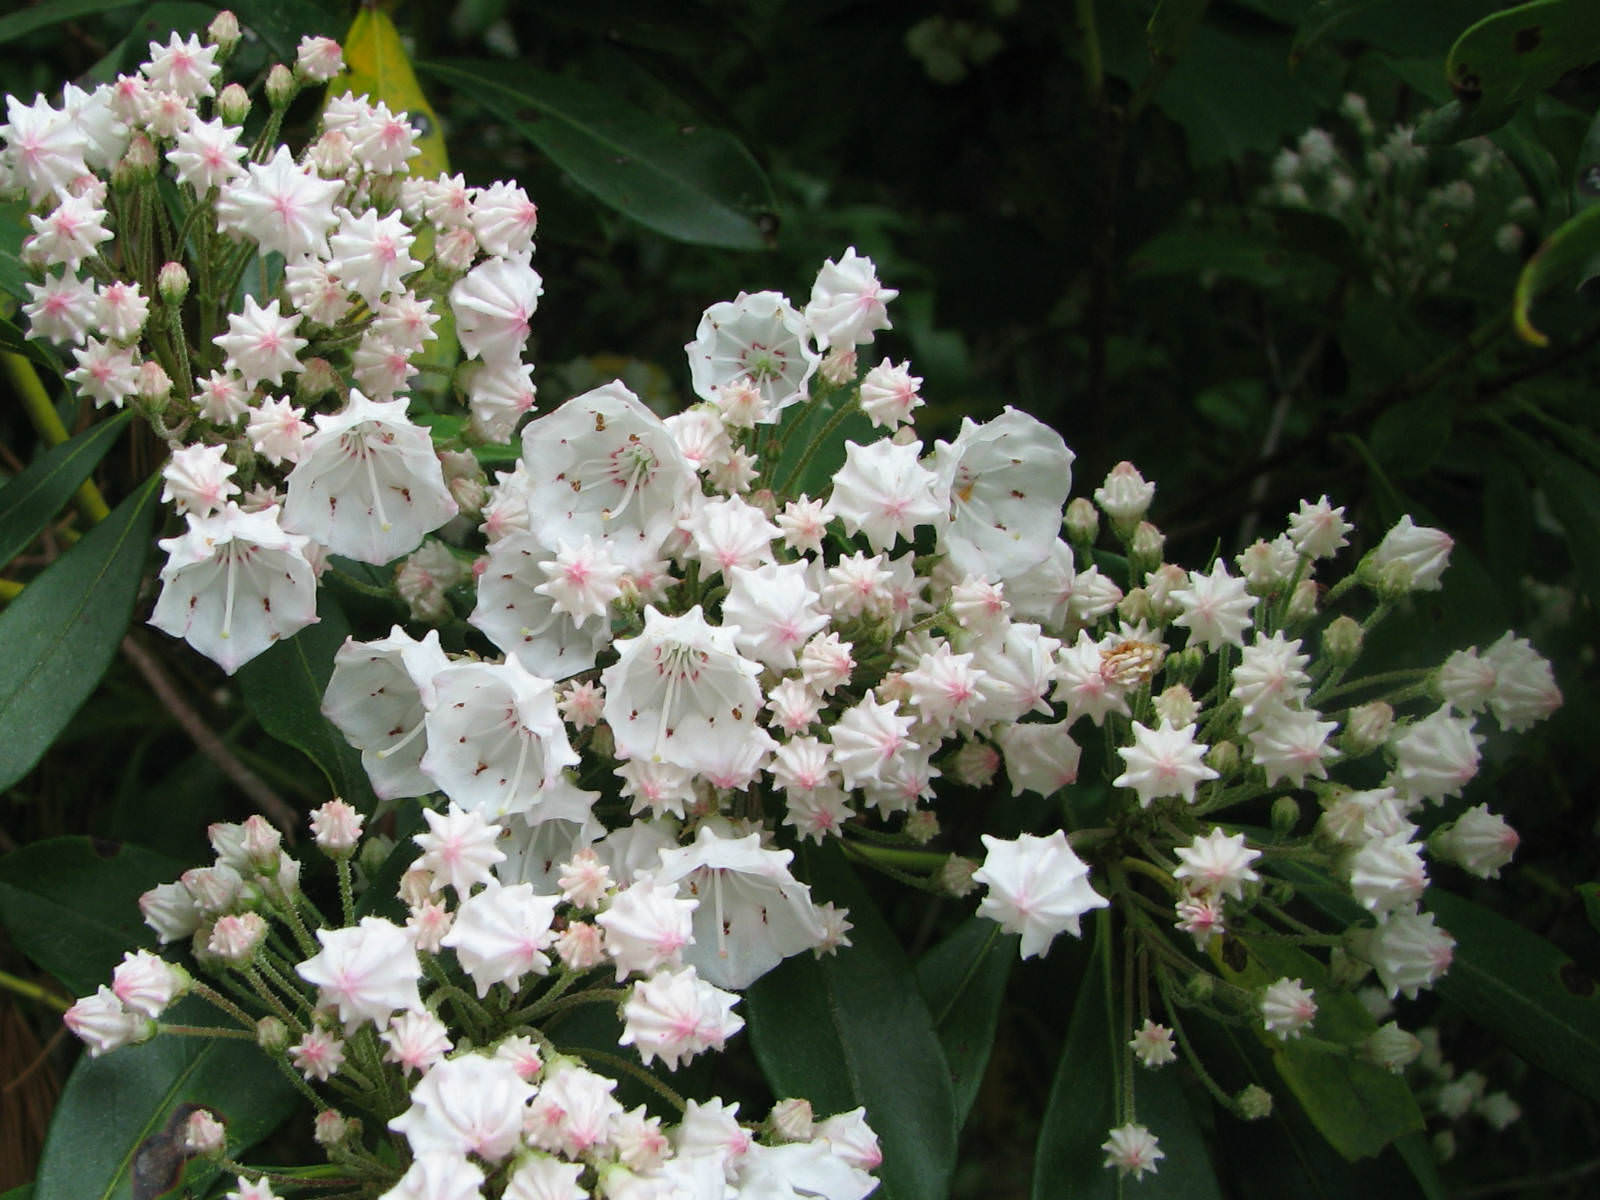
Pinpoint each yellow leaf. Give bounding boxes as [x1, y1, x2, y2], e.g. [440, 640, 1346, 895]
[332, 6, 448, 178]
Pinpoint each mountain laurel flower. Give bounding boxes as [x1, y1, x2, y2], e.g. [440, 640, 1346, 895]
[111, 950, 188, 1018]
[1431, 804, 1518, 878]
[322, 626, 450, 800]
[1261, 977, 1318, 1039]
[167, 116, 245, 191]
[1388, 708, 1482, 803]
[213, 295, 306, 390]
[1363, 908, 1455, 999]
[804, 246, 897, 348]
[1129, 1019, 1178, 1068]
[216, 145, 342, 258]
[1093, 461, 1156, 528]
[67, 337, 140, 409]
[160, 443, 239, 517]
[148, 502, 318, 674]
[1101, 1123, 1164, 1179]
[619, 965, 745, 1070]
[857, 358, 923, 429]
[27, 191, 113, 270]
[1287, 494, 1353, 559]
[388, 1054, 536, 1162]
[294, 35, 345, 83]
[1171, 559, 1255, 651]
[973, 830, 1108, 959]
[722, 561, 829, 670]
[329, 206, 421, 303]
[65, 986, 154, 1056]
[2, 94, 90, 204]
[1482, 632, 1562, 732]
[1172, 828, 1261, 901]
[824, 437, 944, 552]
[470, 179, 539, 258]
[687, 289, 819, 417]
[1113, 719, 1219, 807]
[441, 880, 560, 997]
[1347, 830, 1428, 914]
[296, 917, 422, 1032]
[451, 254, 542, 367]
[1368, 515, 1453, 592]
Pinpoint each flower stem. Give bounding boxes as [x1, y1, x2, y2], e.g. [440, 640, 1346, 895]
[0, 969, 70, 1012]
[2, 352, 111, 522]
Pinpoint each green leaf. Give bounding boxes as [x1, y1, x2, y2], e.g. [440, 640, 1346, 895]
[1444, 0, 1600, 114]
[1578, 882, 1600, 934]
[1147, 0, 1210, 63]
[1130, 226, 1332, 291]
[0, 202, 28, 300]
[747, 842, 957, 1200]
[1511, 204, 1600, 346]
[34, 1002, 299, 1200]
[1576, 106, 1600, 212]
[1033, 918, 1224, 1199]
[0, 837, 182, 996]
[0, 473, 159, 794]
[769, 384, 876, 501]
[0, 315, 67, 381]
[0, 0, 138, 43]
[0, 412, 130, 567]
[1505, 436, 1600, 610]
[913, 917, 1016, 1125]
[418, 59, 776, 249]
[236, 589, 375, 811]
[227, 0, 337, 62]
[1428, 889, 1600, 1105]
[1214, 937, 1424, 1159]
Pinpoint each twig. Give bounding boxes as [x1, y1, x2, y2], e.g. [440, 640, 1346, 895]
[119, 635, 299, 838]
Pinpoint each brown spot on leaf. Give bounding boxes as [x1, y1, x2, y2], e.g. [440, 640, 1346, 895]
[1513, 26, 1542, 53]
[1560, 962, 1595, 997]
[1220, 936, 1248, 973]
[90, 837, 122, 859]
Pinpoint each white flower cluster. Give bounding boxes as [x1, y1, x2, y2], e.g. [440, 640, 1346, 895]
[69, 805, 880, 1199]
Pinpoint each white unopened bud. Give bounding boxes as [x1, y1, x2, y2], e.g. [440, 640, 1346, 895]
[137, 360, 172, 403]
[158, 261, 189, 305]
[1065, 496, 1099, 547]
[310, 798, 363, 855]
[769, 1098, 814, 1142]
[217, 83, 250, 125]
[1344, 701, 1393, 752]
[1363, 1021, 1422, 1073]
[939, 855, 978, 898]
[208, 911, 267, 963]
[184, 1108, 227, 1156]
[265, 64, 297, 108]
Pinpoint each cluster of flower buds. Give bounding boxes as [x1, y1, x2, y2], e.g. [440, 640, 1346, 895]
[68, 803, 880, 1199]
[1261, 93, 1538, 295]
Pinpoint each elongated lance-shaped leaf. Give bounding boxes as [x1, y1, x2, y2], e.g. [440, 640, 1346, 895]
[0, 473, 159, 793]
[419, 59, 776, 250]
[1512, 205, 1600, 347]
[914, 916, 1016, 1126]
[0, 411, 130, 567]
[747, 841, 957, 1200]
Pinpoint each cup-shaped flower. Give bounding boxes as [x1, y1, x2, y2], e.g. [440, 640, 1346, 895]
[148, 502, 318, 674]
[687, 290, 819, 417]
[321, 626, 450, 800]
[973, 830, 1108, 959]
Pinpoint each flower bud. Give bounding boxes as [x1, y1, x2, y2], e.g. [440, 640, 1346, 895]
[397, 865, 435, 908]
[1270, 794, 1301, 835]
[217, 83, 251, 125]
[1129, 521, 1165, 575]
[64, 987, 154, 1056]
[1236, 1084, 1273, 1120]
[439, 449, 486, 517]
[313, 1109, 352, 1147]
[436, 226, 478, 273]
[295, 35, 345, 84]
[1343, 700, 1393, 753]
[208, 911, 267, 963]
[1363, 1021, 1422, 1073]
[137, 361, 172, 406]
[1322, 614, 1363, 666]
[257, 1015, 288, 1052]
[206, 10, 241, 55]
[310, 798, 363, 855]
[265, 64, 297, 109]
[768, 1098, 814, 1143]
[184, 1108, 227, 1156]
[1064, 496, 1099, 548]
[1162, 645, 1205, 687]
[241, 814, 282, 871]
[158, 261, 190, 306]
[1205, 739, 1239, 776]
[950, 739, 1000, 787]
[904, 809, 940, 845]
[1094, 461, 1155, 532]
[820, 346, 857, 386]
[1153, 684, 1198, 728]
[939, 854, 978, 898]
[1284, 578, 1318, 624]
[1117, 586, 1153, 625]
[296, 356, 341, 401]
[1185, 972, 1215, 1002]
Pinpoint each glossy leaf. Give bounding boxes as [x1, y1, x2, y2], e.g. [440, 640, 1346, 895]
[1579, 882, 1600, 935]
[0, 474, 160, 794]
[34, 1001, 299, 1200]
[0, 837, 181, 996]
[1577, 106, 1600, 212]
[236, 589, 375, 811]
[1511, 204, 1600, 346]
[338, 7, 449, 181]
[419, 59, 775, 249]
[1215, 937, 1423, 1159]
[1506, 436, 1600, 610]
[0, 412, 130, 567]
[747, 842, 956, 1200]
[0, 315, 66, 381]
[0, 0, 137, 43]
[0, 202, 28, 300]
[227, 0, 337, 63]
[1444, 0, 1600, 113]
[913, 917, 1016, 1125]
[1428, 889, 1600, 1105]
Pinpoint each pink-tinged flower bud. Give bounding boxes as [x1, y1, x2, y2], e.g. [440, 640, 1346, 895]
[768, 1098, 814, 1143]
[397, 864, 434, 908]
[265, 64, 297, 109]
[310, 799, 363, 855]
[295, 35, 344, 83]
[137, 360, 172, 405]
[820, 345, 857, 386]
[240, 815, 282, 870]
[295, 356, 340, 401]
[256, 1015, 288, 1051]
[1065, 496, 1099, 547]
[140, 880, 201, 944]
[114, 134, 159, 189]
[217, 83, 250, 125]
[313, 1109, 351, 1147]
[182, 864, 243, 915]
[1130, 521, 1164, 573]
[184, 1108, 227, 1156]
[950, 738, 999, 787]
[939, 854, 978, 898]
[209, 912, 267, 962]
[1284, 578, 1319, 624]
[158, 261, 190, 306]
[112, 949, 189, 1017]
[1431, 804, 1518, 878]
[435, 226, 478, 273]
[64, 987, 153, 1056]
[206, 10, 241, 53]
[1095, 461, 1156, 531]
[904, 809, 940, 844]
[1344, 700, 1393, 752]
[1366, 515, 1452, 593]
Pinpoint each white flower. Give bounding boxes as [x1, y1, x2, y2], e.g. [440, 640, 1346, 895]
[1482, 632, 1561, 731]
[95, 280, 149, 343]
[1172, 828, 1261, 901]
[2, 94, 89, 204]
[687, 290, 819, 416]
[824, 437, 943, 552]
[1287, 495, 1352, 559]
[451, 254, 542, 367]
[534, 535, 625, 628]
[655, 825, 828, 990]
[322, 627, 450, 800]
[213, 296, 307, 390]
[161, 444, 239, 517]
[857, 358, 922, 429]
[341, 97, 421, 175]
[1113, 719, 1218, 807]
[295, 36, 345, 82]
[167, 115, 245, 190]
[466, 358, 538, 443]
[65, 986, 153, 1056]
[23, 271, 96, 345]
[1247, 707, 1340, 789]
[679, 494, 780, 580]
[1101, 1123, 1163, 1179]
[1347, 830, 1428, 914]
[596, 875, 697, 981]
[525, 1062, 622, 1158]
[1432, 804, 1518, 878]
[246, 397, 312, 465]
[148, 503, 318, 674]
[1369, 515, 1452, 591]
[67, 337, 140, 409]
[620, 965, 744, 1070]
[722, 561, 829, 670]
[1129, 1019, 1178, 1068]
[329, 206, 421, 303]
[470, 530, 615, 679]
[377, 1154, 484, 1200]
[926, 408, 1075, 580]
[1364, 908, 1454, 999]
[388, 1054, 535, 1162]
[1094, 461, 1155, 526]
[804, 246, 896, 348]
[141, 33, 220, 98]
[1261, 977, 1317, 1039]
[296, 917, 422, 1031]
[1388, 708, 1482, 803]
[282, 389, 458, 565]
[973, 830, 1108, 958]
[828, 695, 917, 790]
[412, 804, 507, 896]
[27, 191, 113, 270]
[994, 722, 1081, 797]
[600, 605, 764, 775]
[442, 880, 560, 997]
[216, 145, 342, 258]
[1171, 559, 1254, 651]
[471, 179, 539, 257]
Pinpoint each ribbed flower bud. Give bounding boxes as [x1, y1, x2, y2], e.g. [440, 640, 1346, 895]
[265, 64, 297, 108]
[1271, 794, 1301, 835]
[1065, 496, 1099, 547]
[257, 1015, 289, 1051]
[217, 83, 250, 125]
[1205, 739, 1239, 776]
[158, 261, 190, 306]
[1284, 578, 1318, 624]
[1322, 615, 1363, 666]
[183, 1108, 226, 1157]
[1344, 700, 1393, 753]
[1363, 1021, 1422, 1072]
[1236, 1084, 1273, 1120]
[939, 854, 978, 898]
[1130, 521, 1165, 576]
[206, 10, 241, 54]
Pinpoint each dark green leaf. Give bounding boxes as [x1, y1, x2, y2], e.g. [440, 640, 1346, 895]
[747, 842, 957, 1200]
[236, 589, 375, 811]
[1414, 97, 1520, 145]
[1578, 882, 1600, 935]
[0, 315, 67, 381]
[913, 917, 1016, 1125]
[34, 1001, 299, 1200]
[1444, 0, 1600, 113]
[769, 385, 877, 501]
[1147, 0, 1210, 63]
[0, 837, 182, 996]
[1576, 106, 1600, 212]
[0, 0, 138, 43]
[0, 473, 159, 793]
[1428, 889, 1600, 1105]
[227, 0, 337, 61]
[0, 202, 28, 300]
[1290, 0, 1386, 61]
[0, 412, 131, 567]
[1130, 226, 1332, 291]
[419, 59, 775, 249]
[1214, 937, 1424, 1159]
[1511, 205, 1600, 346]
[1506, 436, 1600, 611]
